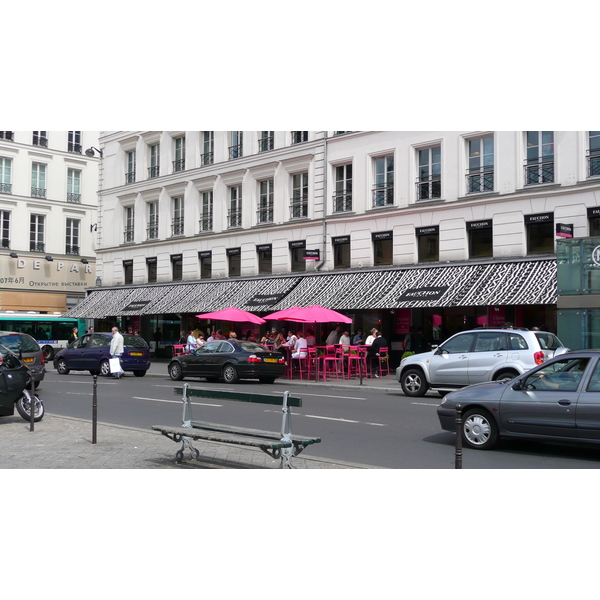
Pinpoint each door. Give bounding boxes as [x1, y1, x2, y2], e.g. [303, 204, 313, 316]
[575, 357, 600, 440]
[428, 332, 476, 386]
[190, 341, 222, 377]
[468, 331, 508, 384]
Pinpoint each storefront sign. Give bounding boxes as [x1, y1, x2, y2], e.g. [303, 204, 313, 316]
[525, 212, 553, 224]
[588, 207, 600, 218]
[555, 223, 573, 238]
[372, 231, 393, 241]
[416, 226, 439, 236]
[289, 240, 306, 249]
[304, 249, 320, 260]
[123, 300, 151, 311]
[170, 254, 183, 261]
[467, 220, 492, 230]
[257, 244, 272, 253]
[332, 236, 350, 245]
[146, 257, 158, 264]
[398, 286, 449, 301]
[1, 256, 95, 291]
[226, 248, 241, 256]
[247, 293, 285, 306]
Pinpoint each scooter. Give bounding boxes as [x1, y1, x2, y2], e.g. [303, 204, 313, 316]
[0, 351, 45, 422]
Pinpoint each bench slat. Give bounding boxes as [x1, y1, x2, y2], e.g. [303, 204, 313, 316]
[174, 387, 302, 407]
[190, 420, 321, 445]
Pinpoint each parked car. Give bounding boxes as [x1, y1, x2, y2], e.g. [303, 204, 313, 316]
[438, 350, 600, 450]
[53, 332, 150, 377]
[0, 331, 46, 388]
[397, 328, 568, 397]
[167, 339, 287, 384]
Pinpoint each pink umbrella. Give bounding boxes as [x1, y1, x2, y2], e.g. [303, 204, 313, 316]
[196, 307, 266, 325]
[262, 306, 303, 321]
[265, 305, 352, 324]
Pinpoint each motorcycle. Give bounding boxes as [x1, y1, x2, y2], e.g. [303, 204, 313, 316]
[0, 348, 45, 422]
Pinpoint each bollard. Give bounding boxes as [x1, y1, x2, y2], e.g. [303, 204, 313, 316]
[454, 403, 463, 469]
[92, 374, 98, 444]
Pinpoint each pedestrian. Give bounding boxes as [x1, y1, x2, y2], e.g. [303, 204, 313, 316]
[85, 326, 94, 335]
[403, 326, 417, 352]
[413, 327, 430, 354]
[110, 326, 125, 379]
[326, 325, 342, 345]
[153, 327, 162, 342]
[68, 327, 78, 344]
[178, 330, 187, 344]
[367, 330, 388, 378]
[186, 330, 198, 353]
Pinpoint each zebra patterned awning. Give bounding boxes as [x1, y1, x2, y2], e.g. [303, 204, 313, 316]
[64, 259, 556, 318]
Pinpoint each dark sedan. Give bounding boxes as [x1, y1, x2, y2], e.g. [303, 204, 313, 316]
[167, 340, 286, 384]
[438, 350, 600, 450]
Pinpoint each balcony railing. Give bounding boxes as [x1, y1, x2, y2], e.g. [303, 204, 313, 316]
[416, 177, 441, 201]
[333, 192, 352, 213]
[524, 159, 554, 185]
[290, 197, 308, 219]
[0, 183, 11, 194]
[171, 218, 184, 236]
[125, 171, 136, 184]
[228, 208, 242, 228]
[66, 245, 80, 255]
[372, 184, 394, 207]
[588, 151, 600, 178]
[258, 136, 274, 152]
[257, 206, 274, 224]
[199, 213, 213, 232]
[67, 192, 81, 203]
[172, 158, 185, 172]
[201, 152, 214, 166]
[30, 241, 45, 252]
[229, 144, 243, 159]
[147, 221, 158, 240]
[31, 187, 46, 198]
[466, 169, 494, 193]
[148, 165, 160, 178]
[124, 227, 134, 243]
[68, 143, 82, 153]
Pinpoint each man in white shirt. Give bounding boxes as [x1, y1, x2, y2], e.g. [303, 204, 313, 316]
[339, 330, 351, 345]
[292, 331, 308, 359]
[110, 326, 125, 379]
[186, 331, 198, 353]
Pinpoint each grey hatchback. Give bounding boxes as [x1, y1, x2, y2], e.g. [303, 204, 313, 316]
[438, 350, 600, 450]
[0, 331, 45, 388]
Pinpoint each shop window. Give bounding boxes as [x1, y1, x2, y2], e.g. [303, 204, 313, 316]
[171, 254, 183, 281]
[525, 213, 554, 254]
[123, 260, 133, 284]
[467, 220, 493, 258]
[257, 244, 272, 274]
[290, 241, 306, 272]
[333, 235, 350, 269]
[199, 251, 211, 279]
[373, 231, 393, 265]
[147, 257, 157, 283]
[416, 226, 439, 262]
[227, 248, 241, 277]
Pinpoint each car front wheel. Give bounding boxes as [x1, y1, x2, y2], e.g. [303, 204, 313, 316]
[462, 408, 499, 450]
[169, 362, 184, 381]
[401, 368, 429, 397]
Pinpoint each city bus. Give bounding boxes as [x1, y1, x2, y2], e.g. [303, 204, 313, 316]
[0, 312, 88, 360]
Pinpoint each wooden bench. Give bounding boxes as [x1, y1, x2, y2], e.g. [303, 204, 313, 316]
[152, 383, 321, 468]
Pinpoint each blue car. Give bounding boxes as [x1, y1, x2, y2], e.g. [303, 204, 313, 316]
[53, 332, 150, 377]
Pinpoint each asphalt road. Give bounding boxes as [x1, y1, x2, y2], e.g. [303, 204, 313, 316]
[39, 369, 600, 468]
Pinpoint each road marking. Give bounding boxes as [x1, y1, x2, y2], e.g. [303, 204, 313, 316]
[298, 392, 367, 400]
[133, 396, 222, 407]
[411, 402, 440, 407]
[263, 409, 386, 427]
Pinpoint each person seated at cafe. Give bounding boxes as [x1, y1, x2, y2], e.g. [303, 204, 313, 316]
[186, 330, 198, 353]
[352, 329, 364, 345]
[292, 331, 308, 359]
[245, 330, 256, 342]
[326, 325, 342, 345]
[284, 329, 298, 348]
[214, 329, 226, 340]
[273, 332, 286, 350]
[305, 328, 316, 347]
[196, 334, 206, 347]
[339, 330, 351, 346]
[229, 331, 237, 339]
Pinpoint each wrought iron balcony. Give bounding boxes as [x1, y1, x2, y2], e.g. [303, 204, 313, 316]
[67, 192, 81, 203]
[66, 245, 80, 255]
[148, 165, 160, 178]
[258, 136, 274, 152]
[201, 152, 214, 166]
[290, 197, 308, 219]
[31, 187, 46, 198]
[588, 151, 600, 178]
[228, 208, 242, 228]
[146, 222, 158, 240]
[68, 143, 82, 153]
[416, 177, 441, 201]
[466, 169, 494, 193]
[524, 159, 554, 185]
[30, 242, 45, 252]
[0, 183, 11, 194]
[125, 171, 136, 184]
[333, 192, 352, 213]
[199, 214, 213, 232]
[171, 218, 184, 236]
[256, 206, 274, 224]
[124, 227, 135, 243]
[172, 158, 185, 172]
[372, 184, 394, 207]
[229, 144, 243, 159]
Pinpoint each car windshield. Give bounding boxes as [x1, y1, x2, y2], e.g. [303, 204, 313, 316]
[123, 335, 149, 349]
[0, 333, 40, 353]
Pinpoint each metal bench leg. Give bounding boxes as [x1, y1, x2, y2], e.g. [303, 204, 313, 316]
[176, 435, 200, 464]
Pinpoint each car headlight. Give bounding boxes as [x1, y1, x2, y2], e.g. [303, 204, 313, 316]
[440, 397, 447, 405]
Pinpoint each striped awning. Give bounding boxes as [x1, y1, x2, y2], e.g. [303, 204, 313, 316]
[64, 259, 556, 318]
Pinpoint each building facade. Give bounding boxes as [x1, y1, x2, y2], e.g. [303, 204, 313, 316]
[0, 130, 99, 312]
[69, 131, 600, 361]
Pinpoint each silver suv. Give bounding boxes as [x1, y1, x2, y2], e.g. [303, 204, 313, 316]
[397, 328, 568, 397]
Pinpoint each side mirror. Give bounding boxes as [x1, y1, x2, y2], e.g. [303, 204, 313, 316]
[512, 379, 524, 391]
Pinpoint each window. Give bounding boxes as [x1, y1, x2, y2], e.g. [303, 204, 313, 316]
[123, 260, 133, 285]
[526, 213, 554, 254]
[148, 144, 160, 178]
[0, 157, 12, 193]
[124, 206, 135, 243]
[290, 172, 308, 219]
[0, 131, 14, 141]
[442, 332, 476, 353]
[199, 251, 212, 279]
[66, 218, 80, 254]
[32, 131, 47, 147]
[171, 254, 183, 281]
[291, 131, 308, 144]
[588, 131, 600, 178]
[467, 135, 494, 193]
[257, 179, 274, 224]
[202, 131, 214, 166]
[1, 211, 10, 248]
[333, 164, 352, 212]
[417, 146, 441, 200]
[146, 257, 157, 283]
[467, 220, 493, 258]
[525, 131, 554, 185]
[200, 191, 213, 232]
[68, 131, 82, 153]
[228, 185, 242, 228]
[173, 137, 185, 172]
[67, 168, 81, 202]
[290, 241, 306, 272]
[373, 155, 394, 207]
[229, 131, 243, 159]
[257, 244, 272, 274]
[31, 163, 46, 198]
[171, 196, 184, 236]
[473, 332, 508, 352]
[333, 236, 350, 268]
[30, 214, 45, 251]
[125, 150, 136, 184]
[373, 231, 393, 266]
[227, 248, 241, 277]
[258, 131, 274, 152]
[416, 226, 439, 262]
[147, 201, 158, 239]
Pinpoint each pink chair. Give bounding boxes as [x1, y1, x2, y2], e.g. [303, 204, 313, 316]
[347, 346, 368, 379]
[378, 347, 390, 377]
[298, 347, 316, 380]
[172, 344, 186, 356]
[321, 345, 343, 381]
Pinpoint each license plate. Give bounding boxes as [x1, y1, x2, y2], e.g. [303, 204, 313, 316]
[265, 358, 276, 363]
[23, 357, 34, 363]
[130, 352, 143, 356]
